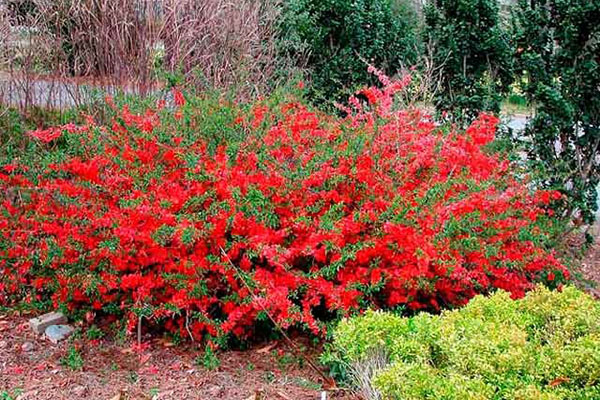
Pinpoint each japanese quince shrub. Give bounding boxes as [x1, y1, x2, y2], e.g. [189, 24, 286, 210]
[0, 73, 568, 344]
[324, 286, 600, 400]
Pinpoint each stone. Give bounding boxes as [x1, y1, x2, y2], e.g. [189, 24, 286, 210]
[45, 324, 75, 344]
[72, 385, 87, 395]
[29, 312, 67, 335]
[21, 341, 35, 352]
[206, 385, 224, 397]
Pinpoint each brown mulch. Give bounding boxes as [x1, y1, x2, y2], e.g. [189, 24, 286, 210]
[0, 313, 357, 400]
[579, 226, 600, 299]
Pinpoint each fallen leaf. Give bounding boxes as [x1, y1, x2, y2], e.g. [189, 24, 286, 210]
[256, 342, 278, 354]
[15, 390, 38, 400]
[276, 391, 292, 400]
[139, 352, 151, 365]
[156, 338, 175, 347]
[322, 378, 338, 390]
[549, 377, 570, 387]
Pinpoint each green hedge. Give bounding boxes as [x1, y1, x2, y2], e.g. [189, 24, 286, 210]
[511, 0, 600, 225]
[424, 0, 513, 123]
[279, 0, 420, 105]
[323, 286, 600, 399]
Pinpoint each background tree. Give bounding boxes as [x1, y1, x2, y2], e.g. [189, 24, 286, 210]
[424, 0, 513, 123]
[279, 0, 421, 105]
[512, 0, 600, 225]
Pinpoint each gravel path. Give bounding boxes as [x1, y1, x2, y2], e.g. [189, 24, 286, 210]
[0, 73, 159, 109]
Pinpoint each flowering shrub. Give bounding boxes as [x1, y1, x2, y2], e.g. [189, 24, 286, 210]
[0, 74, 568, 343]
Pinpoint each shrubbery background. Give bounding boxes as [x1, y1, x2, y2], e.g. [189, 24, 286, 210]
[0, 0, 598, 348]
[279, 0, 421, 104]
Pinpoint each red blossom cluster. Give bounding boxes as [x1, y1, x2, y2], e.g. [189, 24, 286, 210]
[0, 77, 568, 342]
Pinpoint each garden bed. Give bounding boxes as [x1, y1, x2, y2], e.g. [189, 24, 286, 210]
[0, 311, 354, 400]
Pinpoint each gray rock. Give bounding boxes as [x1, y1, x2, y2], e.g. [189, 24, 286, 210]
[29, 312, 68, 335]
[45, 324, 75, 344]
[72, 385, 87, 395]
[21, 341, 35, 352]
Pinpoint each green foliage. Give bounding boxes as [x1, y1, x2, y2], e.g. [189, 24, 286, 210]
[512, 0, 600, 224]
[0, 388, 23, 400]
[0, 90, 240, 173]
[196, 345, 221, 370]
[279, 0, 421, 104]
[0, 106, 82, 154]
[86, 324, 104, 340]
[0, 389, 22, 400]
[324, 286, 600, 399]
[61, 345, 84, 371]
[294, 377, 323, 390]
[424, 0, 513, 122]
[507, 93, 527, 109]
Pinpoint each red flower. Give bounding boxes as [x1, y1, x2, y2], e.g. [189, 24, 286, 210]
[173, 88, 186, 107]
[29, 127, 63, 143]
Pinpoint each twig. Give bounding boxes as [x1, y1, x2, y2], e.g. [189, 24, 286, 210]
[137, 314, 142, 347]
[185, 309, 196, 342]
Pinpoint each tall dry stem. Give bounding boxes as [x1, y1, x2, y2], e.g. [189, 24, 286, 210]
[0, 0, 283, 112]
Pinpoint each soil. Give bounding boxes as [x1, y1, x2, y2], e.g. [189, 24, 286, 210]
[0, 312, 357, 400]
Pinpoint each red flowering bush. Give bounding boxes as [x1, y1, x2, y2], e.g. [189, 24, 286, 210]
[0, 75, 568, 343]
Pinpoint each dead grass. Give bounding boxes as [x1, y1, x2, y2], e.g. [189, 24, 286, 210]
[0, 0, 284, 111]
[346, 348, 389, 400]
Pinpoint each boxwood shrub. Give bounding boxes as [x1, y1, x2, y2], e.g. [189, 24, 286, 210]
[324, 286, 600, 399]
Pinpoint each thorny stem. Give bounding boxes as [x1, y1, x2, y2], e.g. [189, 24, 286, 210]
[185, 309, 196, 342]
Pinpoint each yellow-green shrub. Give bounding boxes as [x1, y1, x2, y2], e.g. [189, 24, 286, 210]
[324, 286, 600, 399]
